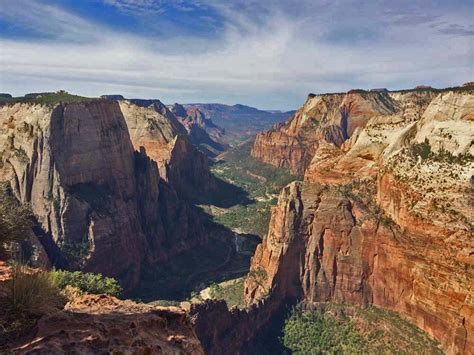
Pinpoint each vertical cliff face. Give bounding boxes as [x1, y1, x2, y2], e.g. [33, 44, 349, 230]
[119, 100, 215, 196]
[245, 88, 474, 353]
[0, 100, 210, 289]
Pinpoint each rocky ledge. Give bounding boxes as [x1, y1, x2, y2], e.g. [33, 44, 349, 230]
[14, 294, 203, 354]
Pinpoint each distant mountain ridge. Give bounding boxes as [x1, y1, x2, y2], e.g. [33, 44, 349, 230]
[183, 103, 295, 144]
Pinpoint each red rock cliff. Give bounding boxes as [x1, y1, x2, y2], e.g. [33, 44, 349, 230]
[245, 88, 474, 354]
[251, 90, 436, 175]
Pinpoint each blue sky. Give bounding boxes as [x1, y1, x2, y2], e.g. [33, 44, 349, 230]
[0, 0, 473, 110]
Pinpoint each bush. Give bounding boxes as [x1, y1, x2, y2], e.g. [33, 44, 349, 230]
[51, 269, 122, 297]
[7, 264, 65, 315]
[0, 183, 32, 258]
[411, 138, 431, 160]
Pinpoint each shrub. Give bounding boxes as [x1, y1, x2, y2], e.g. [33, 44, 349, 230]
[248, 267, 268, 288]
[411, 138, 431, 160]
[7, 264, 65, 315]
[51, 269, 122, 297]
[0, 183, 32, 258]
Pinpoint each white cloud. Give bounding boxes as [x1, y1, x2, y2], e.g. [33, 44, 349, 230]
[0, 0, 472, 109]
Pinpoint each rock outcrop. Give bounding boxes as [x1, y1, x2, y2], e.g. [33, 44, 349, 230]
[0, 100, 210, 289]
[246, 87, 474, 353]
[14, 294, 204, 354]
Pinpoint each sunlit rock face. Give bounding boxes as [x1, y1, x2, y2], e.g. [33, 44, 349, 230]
[0, 99, 212, 289]
[246, 88, 474, 354]
[120, 100, 216, 196]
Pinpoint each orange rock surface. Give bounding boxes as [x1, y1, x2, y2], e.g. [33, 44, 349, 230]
[14, 294, 204, 354]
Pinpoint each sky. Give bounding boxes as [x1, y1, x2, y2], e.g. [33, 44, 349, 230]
[0, 0, 473, 110]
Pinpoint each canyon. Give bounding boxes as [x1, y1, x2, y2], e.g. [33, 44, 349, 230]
[0, 86, 472, 354]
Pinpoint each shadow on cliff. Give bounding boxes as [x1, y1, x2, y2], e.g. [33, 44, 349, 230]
[127, 209, 260, 302]
[190, 175, 254, 208]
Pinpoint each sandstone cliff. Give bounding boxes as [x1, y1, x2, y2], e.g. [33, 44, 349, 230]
[245, 88, 474, 353]
[0, 100, 209, 289]
[252, 90, 438, 175]
[120, 99, 215, 196]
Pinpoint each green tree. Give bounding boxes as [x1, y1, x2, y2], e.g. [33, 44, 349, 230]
[0, 183, 32, 258]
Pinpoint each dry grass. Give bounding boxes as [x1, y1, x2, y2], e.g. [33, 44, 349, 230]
[0, 264, 66, 351]
[8, 264, 65, 315]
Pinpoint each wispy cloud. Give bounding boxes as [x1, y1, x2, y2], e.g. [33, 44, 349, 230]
[0, 0, 472, 109]
[103, 0, 165, 15]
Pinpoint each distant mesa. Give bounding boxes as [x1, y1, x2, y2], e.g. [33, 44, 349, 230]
[370, 88, 388, 92]
[101, 95, 125, 100]
[0, 93, 12, 99]
[463, 81, 474, 87]
[415, 85, 433, 89]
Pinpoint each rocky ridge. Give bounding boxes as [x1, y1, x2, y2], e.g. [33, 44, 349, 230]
[245, 87, 474, 353]
[0, 261, 203, 354]
[184, 103, 294, 144]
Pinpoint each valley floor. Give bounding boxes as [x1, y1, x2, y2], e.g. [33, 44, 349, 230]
[130, 139, 296, 305]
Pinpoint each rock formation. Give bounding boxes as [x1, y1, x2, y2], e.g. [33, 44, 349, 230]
[252, 90, 440, 175]
[246, 87, 474, 354]
[170, 103, 227, 157]
[120, 100, 216, 196]
[0, 99, 211, 290]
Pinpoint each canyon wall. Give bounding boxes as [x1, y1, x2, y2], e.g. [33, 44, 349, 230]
[251, 90, 438, 175]
[0, 99, 212, 289]
[246, 88, 474, 353]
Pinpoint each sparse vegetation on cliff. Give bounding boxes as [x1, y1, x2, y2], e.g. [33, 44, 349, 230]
[1, 264, 65, 350]
[0, 91, 98, 105]
[281, 304, 443, 355]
